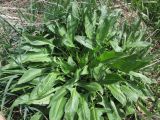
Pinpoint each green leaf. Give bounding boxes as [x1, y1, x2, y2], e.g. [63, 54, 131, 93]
[93, 63, 104, 81]
[49, 96, 67, 120]
[23, 34, 54, 47]
[111, 54, 149, 73]
[60, 60, 73, 74]
[125, 105, 135, 116]
[121, 85, 139, 102]
[72, 1, 79, 19]
[12, 94, 30, 107]
[18, 68, 43, 84]
[50, 88, 67, 102]
[30, 72, 59, 100]
[31, 94, 53, 105]
[129, 71, 152, 84]
[101, 73, 124, 84]
[65, 88, 79, 120]
[63, 33, 75, 48]
[96, 6, 109, 44]
[30, 112, 42, 120]
[90, 106, 99, 120]
[81, 65, 89, 75]
[77, 96, 90, 120]
[126, 41, 150, 48]
[110, 40, 123, 52]
[68, 56, 76, 67]
[75, 36, 93, 49]
[85, 14, 94, 39]
[108, 84, 126, 106]
[110, 99, 121, 120]
[19, 53, 52, 63]
[97, 51, 122, 62]
[81, 82, 103, 93]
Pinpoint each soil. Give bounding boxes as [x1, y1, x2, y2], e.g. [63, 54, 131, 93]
[0, 0, 28, 25]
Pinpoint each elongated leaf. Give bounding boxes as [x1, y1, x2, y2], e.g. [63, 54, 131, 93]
[96, 6, 109, 44]
[72, 1, 79, 19]
[23, 34, 54, 47]
[30, 72, 59, 100]
[85, 14, 94, 39]
[30, 112, 42, 120]
[90, 106, 99, 120]
[49, 96, 67, 120]
[108, 84, 126, 106]
[12, 94, 30, 107]
[121, 85, 139, 102]
[18, 68, 43, 84]
[18, 53, 52, 63]
[65, 88, 79, 120]
[50, 88, 67, 103]
[97, 51, 122, 62]
[75, 36, 93, 49]
[110, 99, 121, 120]
[63, 33, 75, 48]
[126, 41, 150, 48]
[81, 65, 89, 75]
[101, 73, 124, 84]
[111, 54, 149, 73]
[77, 96, 90, 120]
[129, 71, 152, 84]
[81, 82, 103, 93]
[110, 40, 123, 52]
[31, 94, 53, 105]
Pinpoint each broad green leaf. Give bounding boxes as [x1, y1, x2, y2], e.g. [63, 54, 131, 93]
[77, 96, 90, 120]
[30, 112, 42, 120]
[30, 72, 59, 100]
[108, 84, 126, 106]
[96, 6, 109, 44]
[129, 71, 152, 84]
[101, 73, 124, 84]
[110, 40, 123, 52]
[63, 33, 75, 48]
[21, 45, 48, 53]
[58, 27, 66, 36]
[47, 23, 56, 33]
[82, 82, 103, 93]
[75, 36, 93, 49]
[1, 61, 19, 70]
[72, 1, 79, 19]
[12, 94, 30, 107]
[31, 94, 53, 105]
[23, 34, 54, 47]
[64, 14, 77, 48]
[85, 14, 94, 39]
[97, 51, 122, 62]
[81, 65, 89, 75]
[49, 96, 67, 120]
[67, 56, 76, 67]
[111, 54, 149, 73]
[93, 63, 104, 81]
[125, 105, 135, 116]
[90, 106, 99, 120]
[18, 53, 52, 63]
[50, 88, 67, 103]
[121, 85, 139, 102]
[126, 41, 150, 48]
[18, 68, 43, 84]
[65, 88, 79, 120]
[110, 99, 121, 120]
[74, 69, 82, 82]
[60, 60, 73, 74]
